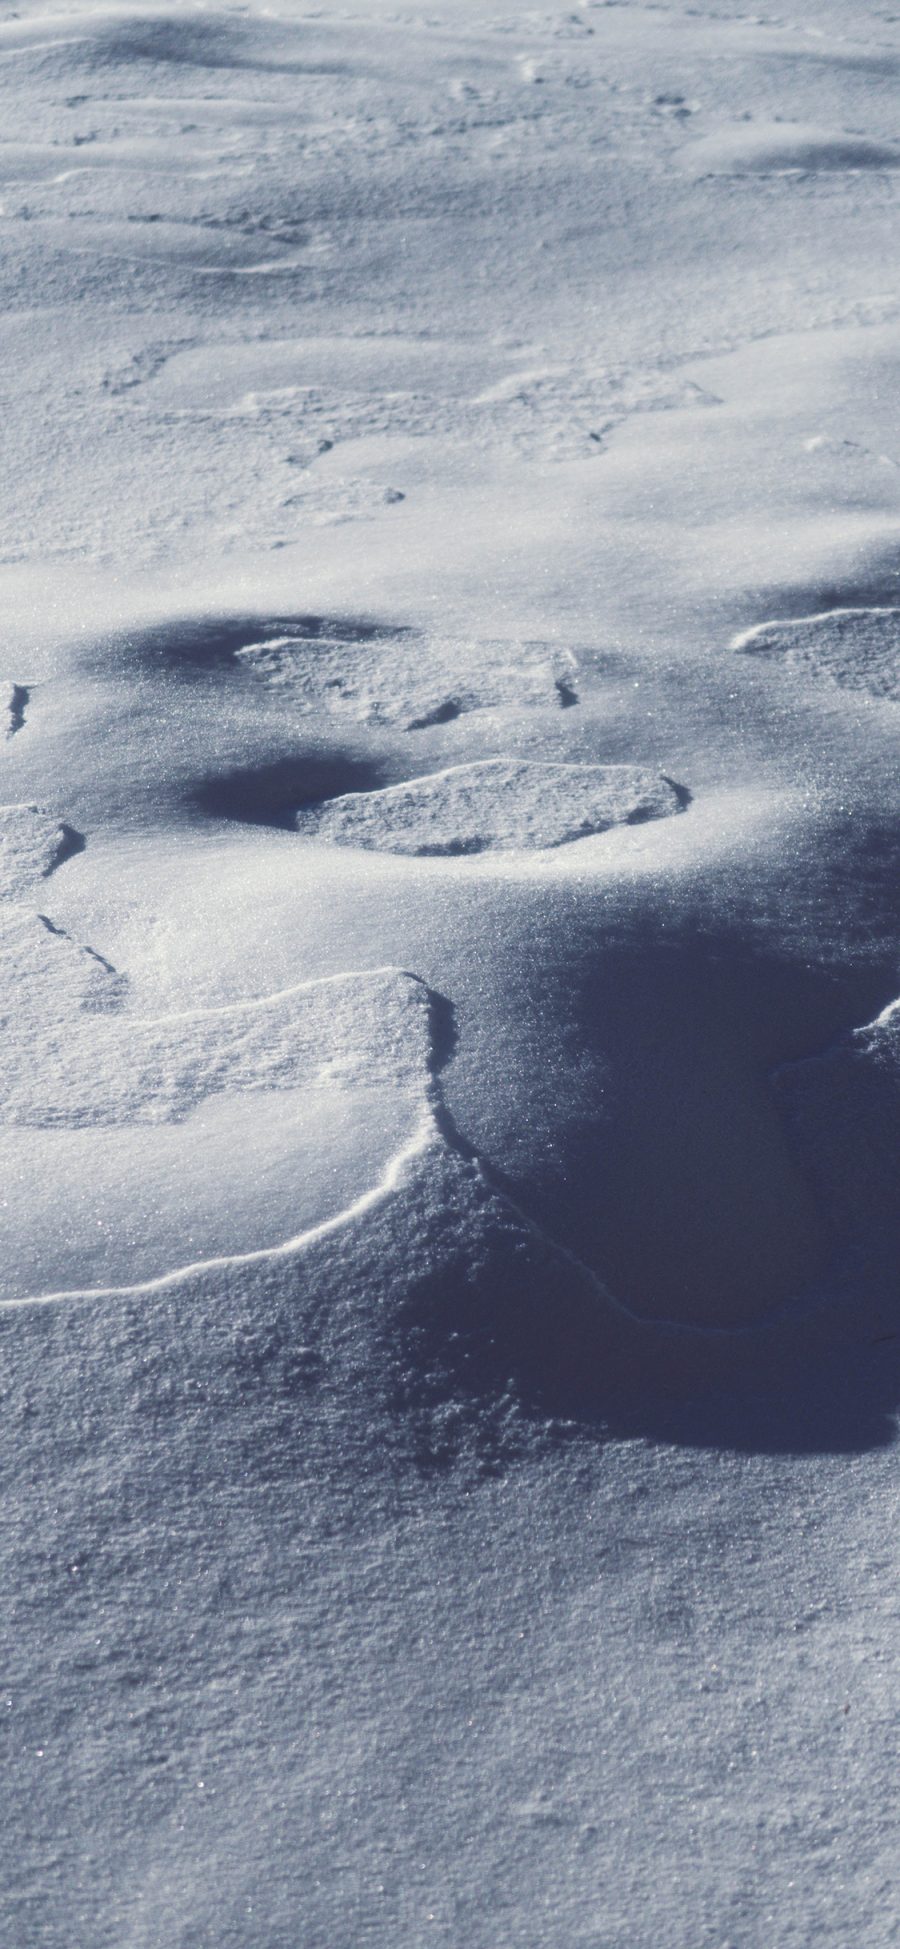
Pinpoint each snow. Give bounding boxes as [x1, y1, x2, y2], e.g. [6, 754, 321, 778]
[684, 122, 900, 176]
[0, 803, 82, 899]
[294, 760, 686, 855]
[735, 607, 900, 702]
[234, 628, 577, 728]
[2, 0, 900, 1944]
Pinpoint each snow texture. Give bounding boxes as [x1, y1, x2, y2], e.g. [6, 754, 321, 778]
[295, 760, 685, 855]
[0, 925, 433, 1127]
[0, 803, 81, 900]
[235, 631, 578, 728]
[686, 122, 900, 177]
[734, 606, 900, 702]
[3, 683, 28, 737]
[778, 995, 900, 1236]
[3, 0, 900, 1944]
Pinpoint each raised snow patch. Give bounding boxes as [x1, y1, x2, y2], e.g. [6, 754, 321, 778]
[0, 915, 441, 1300]
[235, 632, 578, 727]
[1, 919, 433, 1126]
[733, 606, 900, 701]
[0, 1083, 419, 1304]
[294, 760, 686, 856]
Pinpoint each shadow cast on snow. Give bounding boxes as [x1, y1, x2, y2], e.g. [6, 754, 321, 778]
[393, 1207, 900, 1464]
[401, 940, 900, 1461]
[112, 610, 413, 678]
[186, 752, 386, 829]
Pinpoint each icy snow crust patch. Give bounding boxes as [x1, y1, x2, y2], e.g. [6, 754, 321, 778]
[235, 631, 578, 728]
[295, 760, 684, 856]
[734, 606, 900, 702]
[0, 905, 440, 1300]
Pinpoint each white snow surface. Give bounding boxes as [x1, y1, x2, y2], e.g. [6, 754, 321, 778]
[734, 605, 900, 701]
[235, 629, 578, 728]
[0, 802, 80, 899]
[294, 759, 685, 855]
[2, 1, 900, 1944]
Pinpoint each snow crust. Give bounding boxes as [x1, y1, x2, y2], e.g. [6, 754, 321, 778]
[295, 760, 684, 856]
[735, 606, 900, 702]
[235, 630, 578, 728]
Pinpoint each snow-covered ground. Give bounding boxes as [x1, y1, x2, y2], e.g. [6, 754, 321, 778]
[2, 2, 899, 1943]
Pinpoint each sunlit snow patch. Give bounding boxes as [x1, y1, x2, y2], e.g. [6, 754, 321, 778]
[294, 760, 686, 856]
[235, 631, 578, 728]
[733, 607, 900, 701]
[0, 910, 439, 1302]
[0, 803, 82, 900]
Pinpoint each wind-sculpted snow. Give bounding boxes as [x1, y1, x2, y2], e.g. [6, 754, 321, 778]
[0, 7, 349, 77]
[235, 631, 578, 728]
[7, 0, 900, 1942]
[686, 123, 900, 176]
[136, 335, 719, 471]
[1, 920, 432, 1127]
[1, 911, 836, 1371]
[129, 611, 578, 721]
[734, 607, 900, 702]
[0, 908, 124, 1015]
[0, 917, 444, 1300]
[295, 761, 686, 856]
[26, 217, 307, 275]
[0, 803, 83, 901]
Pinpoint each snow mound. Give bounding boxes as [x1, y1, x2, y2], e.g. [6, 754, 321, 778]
[294, 761, 686, 856]
[0, 804, 82, 901]
[0, 7, 304, 77]
[0, 917, 442, 1299]
[1, 917, 433, 1127]
[235, 632, 578, 728]
[686, 122, 900, 175]
[733, 607, 900, 701]
[0, 1082, 429, 1305]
